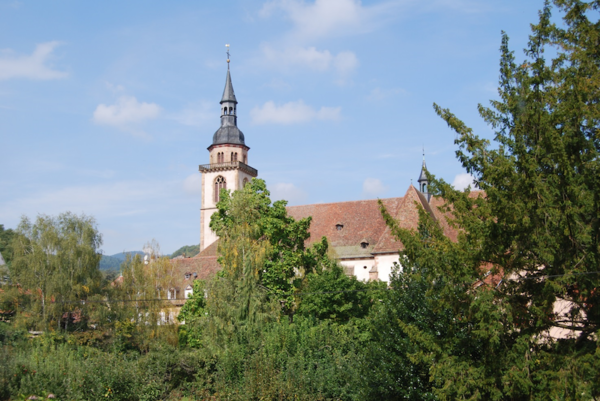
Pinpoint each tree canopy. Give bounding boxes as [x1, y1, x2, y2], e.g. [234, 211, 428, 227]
[378, 0, 600, 398]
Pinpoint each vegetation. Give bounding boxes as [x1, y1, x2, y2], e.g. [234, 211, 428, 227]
[170, 244, 200, 259]
[1, 1, 600, 399]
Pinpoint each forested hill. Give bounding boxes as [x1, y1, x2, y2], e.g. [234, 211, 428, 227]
[170, 244, 199, 258]
[99, 251, 144, 271]
[99, 246, 199, 271]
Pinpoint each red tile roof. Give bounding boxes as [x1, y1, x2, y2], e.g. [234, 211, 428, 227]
[287, 196, 404, 258]
[180, 185, 464, 281]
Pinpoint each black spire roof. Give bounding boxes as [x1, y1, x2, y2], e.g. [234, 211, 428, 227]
[418, 159, 428, 183]
[211, 69, 246, 147]
[220, 70, 237, 104]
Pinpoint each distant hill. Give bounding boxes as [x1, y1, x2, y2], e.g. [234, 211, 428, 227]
[99, 251, 145, 271]
[170, 244, 199, 259]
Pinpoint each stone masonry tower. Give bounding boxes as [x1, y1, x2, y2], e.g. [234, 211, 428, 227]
[199, 54, 258, 251]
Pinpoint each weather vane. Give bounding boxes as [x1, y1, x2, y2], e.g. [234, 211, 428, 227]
[226, 44, 230, 69]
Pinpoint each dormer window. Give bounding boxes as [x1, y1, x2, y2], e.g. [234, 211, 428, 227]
[360, 240, 369, 249]
[185, 273, 191, 280]
[193, 272, 198, 278]
[336, 223, 344, 231]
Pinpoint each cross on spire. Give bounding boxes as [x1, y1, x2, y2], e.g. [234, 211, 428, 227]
[226, 44, 230, 70]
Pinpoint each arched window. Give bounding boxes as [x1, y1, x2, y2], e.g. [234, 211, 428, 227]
[214, 176, 226, 203]
[217, 152, 223, 163]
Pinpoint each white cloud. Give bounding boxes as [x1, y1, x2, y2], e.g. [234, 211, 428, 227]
[452, 173, 475, 190]
[260, 45, 358, 77]
[92, 96, 162, 136]
[251, 100, 340, 125]
[260, 0, 398, 40]
[0, 41, 68, 80]
[183, 173, 202, 195]
[270, 182, 308, 205]
[362, 178, 388, 197]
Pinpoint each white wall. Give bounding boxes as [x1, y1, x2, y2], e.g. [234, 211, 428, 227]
[339, 259, 375, 282]
[374, 254, 401, 283]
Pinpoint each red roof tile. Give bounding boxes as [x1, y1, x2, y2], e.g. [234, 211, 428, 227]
[286, 196, 404, 258]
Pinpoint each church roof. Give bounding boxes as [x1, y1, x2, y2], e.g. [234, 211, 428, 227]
[220, 70, 237, 104]
[212, 125, 246, 146]
[287, 197, 404, 258]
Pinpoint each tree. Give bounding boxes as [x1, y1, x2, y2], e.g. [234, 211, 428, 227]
[297, 264, 384, 323]
[0, 224, 15, 269]
[380, 1, 600, 398]
[210, 178, 332, 313]
[10, 213, 102, 329]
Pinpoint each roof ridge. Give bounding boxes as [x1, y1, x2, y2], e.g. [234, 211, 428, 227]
[286, 196, 404, 209]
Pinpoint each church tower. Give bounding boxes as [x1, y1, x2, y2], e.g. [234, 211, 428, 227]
[199, 49, 258, 251]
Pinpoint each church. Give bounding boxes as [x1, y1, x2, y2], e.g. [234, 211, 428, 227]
[169, 65, 460, 300]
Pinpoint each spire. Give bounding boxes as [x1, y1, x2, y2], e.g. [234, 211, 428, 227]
[418, 147, 427, 183]
[220, 70, 238, 104]
[210, 44, 245, 147]
[417, 148, 430, 202]
[221, 45, 237, 104]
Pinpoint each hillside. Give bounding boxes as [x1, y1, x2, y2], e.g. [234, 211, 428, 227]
[170, 244, 200, 258]
[99, 251, 145, 271]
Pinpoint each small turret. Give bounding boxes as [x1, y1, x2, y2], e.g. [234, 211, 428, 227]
[417, 149, 431, 202]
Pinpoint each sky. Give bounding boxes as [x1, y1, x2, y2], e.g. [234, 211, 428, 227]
[0, 0, 549, 255]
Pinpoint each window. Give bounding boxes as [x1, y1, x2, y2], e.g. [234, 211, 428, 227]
[185, 285, 193, 299]
[214, 176, 226, 202]
[185, 273, 191, 280]
[231, 152, 238, 162]
[168, 288, 177, 300]
[217, 152, 224, 163]
[336, 223, 344, 231]
[360, 240, 369, 249]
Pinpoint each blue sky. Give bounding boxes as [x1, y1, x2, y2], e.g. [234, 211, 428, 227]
[1, 0, 546, 255]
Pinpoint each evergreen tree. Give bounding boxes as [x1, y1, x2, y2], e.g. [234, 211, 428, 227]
[381, 1, 600, 398]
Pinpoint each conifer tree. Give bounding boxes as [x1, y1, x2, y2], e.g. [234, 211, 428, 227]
[381, 1, 600, 398]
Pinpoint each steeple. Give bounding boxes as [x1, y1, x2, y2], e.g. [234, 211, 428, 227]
[211, 45, 245, 147]
[220, 70, 237, 104]
[417, 148, 430, 202]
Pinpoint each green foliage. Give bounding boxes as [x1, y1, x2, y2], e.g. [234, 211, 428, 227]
[170, 244, 200, 259]
[298, 264, 385, 323]
[376, 1, 600, 398]
[210, 178, 332, 313]
[99, 254, 123, 271]
[9, 212, 103, 329]
[177, 280, 206, 348]
[0, 224, 15, 268]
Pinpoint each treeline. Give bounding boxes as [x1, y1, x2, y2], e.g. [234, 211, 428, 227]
[2, 1, 600, 399]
